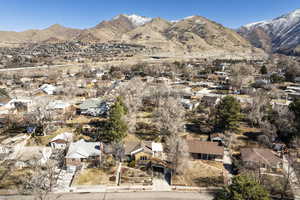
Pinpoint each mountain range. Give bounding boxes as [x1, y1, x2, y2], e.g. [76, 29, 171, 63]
[238, 9, 300, 56]
[0, 14, 262, 57]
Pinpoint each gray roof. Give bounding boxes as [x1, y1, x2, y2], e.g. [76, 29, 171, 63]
[66, 139, 101, 159]
[241, 148, 281, 166]
[124, 141, 153, 155]
[79, 98, 103, 110]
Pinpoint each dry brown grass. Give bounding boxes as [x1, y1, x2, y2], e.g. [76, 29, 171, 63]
[123, 133, 140, 143]
[73, 168, 115, 186]
[172, 160, 224, 187]
[66, 116, 105, 124]
[0, 167, 32, 190]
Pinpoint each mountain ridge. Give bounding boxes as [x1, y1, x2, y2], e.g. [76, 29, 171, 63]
[238, 8, 300, 55]
[0, 14, 264, 57]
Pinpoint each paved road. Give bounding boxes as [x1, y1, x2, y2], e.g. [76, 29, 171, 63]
[0, 191, 214, 200]
[0, 64, 76, 72]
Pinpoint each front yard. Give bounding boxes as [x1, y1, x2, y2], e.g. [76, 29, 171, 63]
[72, 168, 116, 186]
[172, 160, 224, 187]
[120, 166, 152, 186]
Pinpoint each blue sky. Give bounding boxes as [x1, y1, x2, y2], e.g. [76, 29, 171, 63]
[1, 0, 300, 31]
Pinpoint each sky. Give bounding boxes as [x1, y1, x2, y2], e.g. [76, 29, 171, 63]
[0, 0, 300, 31]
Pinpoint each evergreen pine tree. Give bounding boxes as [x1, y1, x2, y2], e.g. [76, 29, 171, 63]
[260, 65, 268, 74]
[106, 98, 128, 142]
[215, 96, 242, 132]
[289, 99, 300, 136]
[214, 175, 270, 200]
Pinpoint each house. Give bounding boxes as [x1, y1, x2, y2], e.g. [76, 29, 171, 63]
[240, 148, 282, 170]
[124, 141, 164, 164]
[40, 84, 57, 95]
[187, 140, 224, 161]
[50, 132, 73, 149]
[181, 99, 193, 110]
[0, 145, 11, 160]
[1, 98, 32, 113]
[201, 96, 221, 107]
[152, 142, 164, 158]
[46, 100, 72, 114]
[253, 79, 269, 88]
[15, 146, 52, 168]
[79, 98, 109, 117]
[65, 139, 102, 171]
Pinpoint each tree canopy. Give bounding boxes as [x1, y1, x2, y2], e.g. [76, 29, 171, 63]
[289, 99, 300, 135]
[106, 97, 128, 142]
[214, 175, 270, 200]
[215, 96, 242, 132]
[260, 65, 268, 75]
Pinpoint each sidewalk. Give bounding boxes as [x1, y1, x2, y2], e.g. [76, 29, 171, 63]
[53, 169, 75, 193]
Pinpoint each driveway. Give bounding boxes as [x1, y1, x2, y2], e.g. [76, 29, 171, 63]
[223, 149, 233, 184]
[152, 177, 171, 191]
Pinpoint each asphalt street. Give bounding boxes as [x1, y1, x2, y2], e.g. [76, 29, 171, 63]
[0, 191, 215, 200]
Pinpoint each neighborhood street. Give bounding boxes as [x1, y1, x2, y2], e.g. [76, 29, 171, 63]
[0, 191, 214, 200]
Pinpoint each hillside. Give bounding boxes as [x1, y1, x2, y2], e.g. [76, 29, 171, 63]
[0, 14, 264, 57]
[238, 9, 300, 55]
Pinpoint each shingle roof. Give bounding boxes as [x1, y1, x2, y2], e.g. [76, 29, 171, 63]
[187, 140, 224, 156]
[79, 98, 102, 110]
[241, 148, 281, 166]
[66, 139, 101, 159]
[124, 141, 153, 155]
[51, 132, 73, 143]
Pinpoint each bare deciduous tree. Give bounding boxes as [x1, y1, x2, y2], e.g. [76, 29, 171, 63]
[153, 96, 189, 174]
[19, 160, 58, 200]
[117, 77, 146, 133]
[230, 64, 255, 90]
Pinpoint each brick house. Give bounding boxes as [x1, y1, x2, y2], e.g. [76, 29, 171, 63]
[187, 140, 224, 161]
[65, 139, 102, 172]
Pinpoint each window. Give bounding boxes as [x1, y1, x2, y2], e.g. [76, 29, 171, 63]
[140, 156, 148, 161]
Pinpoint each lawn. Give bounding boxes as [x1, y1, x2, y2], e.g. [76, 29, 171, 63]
[73, 168, 115, 186]
[172, 160, 224, 187]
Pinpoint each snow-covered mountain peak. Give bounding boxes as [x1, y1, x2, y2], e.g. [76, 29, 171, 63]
[184, 16, 196, 20]
[239, 8, 300, 55]
[286, 8, 300, 19]
[244, 8, 300, 30]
